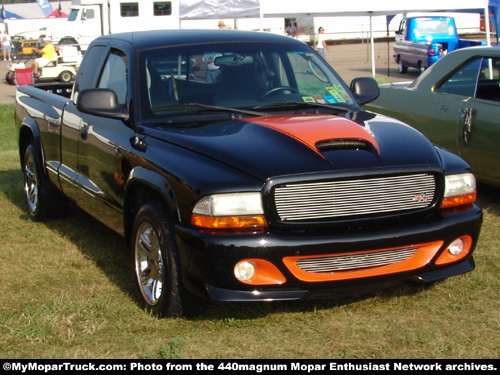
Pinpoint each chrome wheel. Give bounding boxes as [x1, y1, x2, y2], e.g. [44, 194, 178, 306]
[131, 201, 199, 317]
[24, 150, 39, 215]
[134, 222, 165, 306]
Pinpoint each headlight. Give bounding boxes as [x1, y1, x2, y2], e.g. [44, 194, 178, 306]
[441, 173, 477, 209]
[191, 192, 267, 231]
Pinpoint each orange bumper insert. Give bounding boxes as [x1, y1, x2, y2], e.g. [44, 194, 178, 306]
[283, 241, 444, 282]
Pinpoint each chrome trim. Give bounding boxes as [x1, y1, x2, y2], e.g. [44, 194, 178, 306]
[274, 173, 436, 221]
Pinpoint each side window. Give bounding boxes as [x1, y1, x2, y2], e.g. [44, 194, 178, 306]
[398, 19, 406, 35]
[82, 9, 95, 20]
[72, 45, 106, 100]
[476, 57, 500, 102]
[121, 3, 139, 17]
[153, 2, 172, 16]
[98, 49, 128, 105]
[435, 58, 481, 97]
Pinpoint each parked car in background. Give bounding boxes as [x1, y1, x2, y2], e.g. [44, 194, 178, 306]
[366, 46, 500, 188]
[394, 16, 484, 74]
[11, 38, 38, 59]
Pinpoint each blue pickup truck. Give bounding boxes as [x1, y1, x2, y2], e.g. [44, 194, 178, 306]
[394, 16, 485, 74]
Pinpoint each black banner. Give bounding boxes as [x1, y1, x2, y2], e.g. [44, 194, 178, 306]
[1, 359, 498, 374]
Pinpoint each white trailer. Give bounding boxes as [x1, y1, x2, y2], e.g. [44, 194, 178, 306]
[10, 1, 284, 52]
[53, 0, 180, 50]
[4, 17, 68, 37]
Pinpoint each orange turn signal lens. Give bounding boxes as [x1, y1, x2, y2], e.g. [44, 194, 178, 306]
[440, 192, 477, 209]
[191, 214, 267, 230]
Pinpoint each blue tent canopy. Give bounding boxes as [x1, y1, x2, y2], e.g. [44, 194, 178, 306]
[2, 11, 23, 19]
[1, 4, 24, 20]
[488, 0, 500, 39]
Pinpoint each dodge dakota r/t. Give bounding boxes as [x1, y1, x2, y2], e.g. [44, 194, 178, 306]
[15, 30, 482, 317]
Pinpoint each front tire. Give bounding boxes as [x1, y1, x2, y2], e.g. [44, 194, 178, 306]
[132, 201, 197, 317]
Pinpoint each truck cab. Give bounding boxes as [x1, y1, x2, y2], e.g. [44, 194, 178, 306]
[396, 16, 459, 52]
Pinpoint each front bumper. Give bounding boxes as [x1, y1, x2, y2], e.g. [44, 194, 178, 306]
[174, 204, 482, 301]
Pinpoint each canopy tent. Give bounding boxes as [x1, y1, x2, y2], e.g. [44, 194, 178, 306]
[180, 1, 494, 77]
[486, 0, 500, 40]
[1, 5, 24, 20]
[179, 0, 260, 19]
[259, 0, 492, 77]
[45, 9, 68, 18]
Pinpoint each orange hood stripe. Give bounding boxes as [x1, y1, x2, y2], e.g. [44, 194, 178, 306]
[248, 115, 379, 158]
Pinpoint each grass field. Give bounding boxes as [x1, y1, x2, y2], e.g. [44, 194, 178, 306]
[1, 104, 499, 359]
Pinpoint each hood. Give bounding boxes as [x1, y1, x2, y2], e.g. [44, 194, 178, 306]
[144, 112, 442, 181]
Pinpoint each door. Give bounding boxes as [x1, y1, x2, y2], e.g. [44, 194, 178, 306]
[76, 48, 133, 234]
[457, 57, 500, 185]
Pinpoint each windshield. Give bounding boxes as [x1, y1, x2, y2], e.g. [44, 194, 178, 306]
[67, 9, 79, 21]
[138, 41, 356, 123]
[414, 18, 455, 36]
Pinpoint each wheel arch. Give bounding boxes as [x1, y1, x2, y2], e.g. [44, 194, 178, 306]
[18, 117, 43, 170]
[124, 166, 181, 248]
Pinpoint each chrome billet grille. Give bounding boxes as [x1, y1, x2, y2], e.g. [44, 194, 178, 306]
[274, 173, 436, 221]
[296, 247, 417, 273]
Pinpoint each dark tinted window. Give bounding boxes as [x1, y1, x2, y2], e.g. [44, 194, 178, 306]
[435, 58, 481, 97]
[121, 3, 139, 17]
[98, 49, 128, 105]
[73, 45, 106, 97]
[476, 57, 500, 102]
[154, 2, 172, 16]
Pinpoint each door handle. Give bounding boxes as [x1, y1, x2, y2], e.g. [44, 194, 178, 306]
[459, 107, 476, 146]
[80, 123, 88, 141]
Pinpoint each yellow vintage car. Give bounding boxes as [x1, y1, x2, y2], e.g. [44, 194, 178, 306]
[13, 39, 39, 57]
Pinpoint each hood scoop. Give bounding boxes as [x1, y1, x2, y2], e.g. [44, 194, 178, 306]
[316, 139, 374, 152]
[248, 115, 380, 159]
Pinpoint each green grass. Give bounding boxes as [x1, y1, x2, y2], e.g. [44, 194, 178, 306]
[1, 104, 499, 359]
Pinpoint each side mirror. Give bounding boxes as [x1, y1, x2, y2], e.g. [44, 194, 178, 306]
[76, 88, 129, 120]
[350, 77, 380, 105]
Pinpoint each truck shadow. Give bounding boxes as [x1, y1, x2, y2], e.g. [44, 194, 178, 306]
[476, 183, 500, 216]
[2, 168, 500, 320]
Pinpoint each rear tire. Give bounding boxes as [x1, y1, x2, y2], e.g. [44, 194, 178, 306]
[418, 62, 425, 75]
[132, 201, 198, 317]
[59, 71, 73, 82]
[398, 57, 408, 74]
[6, 71, 16, 85]
[23, 144, 52, 220]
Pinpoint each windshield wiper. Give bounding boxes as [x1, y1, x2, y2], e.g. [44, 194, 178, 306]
[153, 103, 267, 118]
[252, 101, 351, 113]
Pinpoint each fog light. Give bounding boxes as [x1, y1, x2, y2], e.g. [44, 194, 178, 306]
[234, 261, 256, 282]
[435, 235, 473, 265]
[448, 238, 465, 255]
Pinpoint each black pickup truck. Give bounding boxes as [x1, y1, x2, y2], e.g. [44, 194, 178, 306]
[15, 30, 482, 317]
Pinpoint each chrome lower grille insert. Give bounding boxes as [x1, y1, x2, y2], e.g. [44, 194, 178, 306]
[296, 247, 418, 273]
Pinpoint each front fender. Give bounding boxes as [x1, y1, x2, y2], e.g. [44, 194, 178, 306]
[124, 166, 182, 244]
[434, 145, 471, 176]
